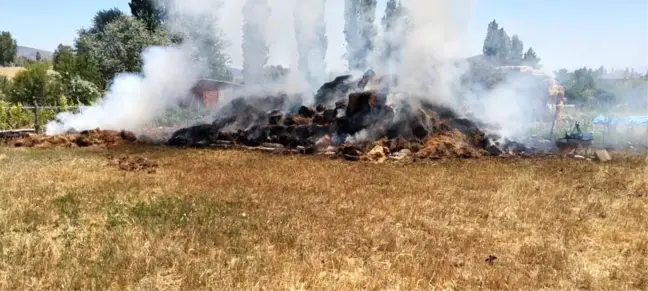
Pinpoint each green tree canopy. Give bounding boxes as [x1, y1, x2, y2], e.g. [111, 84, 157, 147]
[52, 44, 102, 105]
[75, 16, 170, 88]
[86, 8, 125, 35]
[8, 62, 62, 106]
[129, 0, 166, 32]
[0, 31, 18, 66]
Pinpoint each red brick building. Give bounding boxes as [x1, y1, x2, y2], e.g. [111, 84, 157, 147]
[191, 79, 243, 108]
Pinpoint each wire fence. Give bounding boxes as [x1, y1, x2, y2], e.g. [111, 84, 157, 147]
[0, 105, 78, 131]
[0, 104, 214, 132]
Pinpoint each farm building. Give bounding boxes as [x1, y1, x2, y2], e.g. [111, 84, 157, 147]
[190, 79, 244, 108]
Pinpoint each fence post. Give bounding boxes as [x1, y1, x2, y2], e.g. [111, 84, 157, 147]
[33, 102, 41, 134]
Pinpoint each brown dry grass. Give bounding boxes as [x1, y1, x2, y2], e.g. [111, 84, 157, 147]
[0, 66, 55, 79]
[0, 146, 646, 290]
[0, 67, 25, 79]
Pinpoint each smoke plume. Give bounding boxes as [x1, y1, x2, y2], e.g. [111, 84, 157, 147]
[46, 0, 558, 144]
[46, 45, 199, 135]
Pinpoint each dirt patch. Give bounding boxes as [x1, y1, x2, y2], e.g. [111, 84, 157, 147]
[106, 154, 158, 173]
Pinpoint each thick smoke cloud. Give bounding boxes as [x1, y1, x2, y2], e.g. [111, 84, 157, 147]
[46, 0, 560, 143]
[46, 0, 229, 135]
[46, 46, 199, 135]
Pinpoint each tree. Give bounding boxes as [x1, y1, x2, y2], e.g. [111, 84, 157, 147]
[174, 14, 232, 81]
[381, 0, 407, 64]
[86, 8, 125, 34]
[52, 44, 101, 105]
[294, 0, 327, 87]
[344, 0, 376, 71]
[53, 44, 76, 75]
[60, 75, 101, 105]
[35, 52, 42, 62]
[522, 47, 540, 68]
[242, 0, 270, 85]
[344, 0, 359, 70]
[0, 31, 17, 66]
[0, 76, 10, 100]
[8, 62, 63, 132]
[265, 65, 290, 82]
[482, 20, 499, 59]
[129, 0, 166, 32]
[76, 16, 170, 88]
[497, 28, 511, 64]
[510, 35, 523, 65]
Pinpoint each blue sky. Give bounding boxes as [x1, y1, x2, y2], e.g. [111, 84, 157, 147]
[1, 0, 646, 73]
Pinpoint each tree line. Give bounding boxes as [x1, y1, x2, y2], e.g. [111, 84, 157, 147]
[477, 20, 647, 110]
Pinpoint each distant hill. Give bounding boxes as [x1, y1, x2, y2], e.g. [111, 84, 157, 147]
[16, 46, 53, 60]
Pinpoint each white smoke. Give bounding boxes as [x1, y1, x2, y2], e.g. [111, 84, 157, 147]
[46, 45, 199, 135]
[45, 0, 552, 143]
[46, 0, 230, 135]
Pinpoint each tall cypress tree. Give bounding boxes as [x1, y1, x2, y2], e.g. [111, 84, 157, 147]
[482, 20, 499, 59]
[510, 35, 524, 65]
[523, 47, 541, 68]
[497, 28, 511, 64]
[345, 0, 376, 71]
[242, 0, 270, 85]
[294, 0, 327, 87]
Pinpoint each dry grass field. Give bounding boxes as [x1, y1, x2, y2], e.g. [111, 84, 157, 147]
[0, 67, 24, 79]
[0, 145, 646, 290]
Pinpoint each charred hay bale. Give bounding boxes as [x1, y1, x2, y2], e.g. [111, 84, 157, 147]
[346, 91, 374, 116]
[298, 106, 316, 118]
[282, 115, 296, 126]
[322, 109, 337, 124]
[314, 75, 353, 106]
[340, 144, 362, 161]
[75, 135, 93, 147]
[335, 99, 347, 110]
[120, 130, 138, 142]
[268, 113, 283, 125]
[313, 108, 337, 125]
[167, 124, 213, 147]
[386, 109, 432, 140]
[239, 125, 269, 146]
[388, 138, 411, 152]
[292, 116, 312, 126]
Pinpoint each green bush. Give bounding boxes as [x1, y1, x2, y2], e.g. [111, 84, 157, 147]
[0, 76, 10, 100]
[151, 106, 214, 127]
[0, 101, 71, 130]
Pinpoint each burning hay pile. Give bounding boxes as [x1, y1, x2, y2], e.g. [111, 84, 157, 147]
[167, 70, 529, 161]
[12, 129, 139, 148]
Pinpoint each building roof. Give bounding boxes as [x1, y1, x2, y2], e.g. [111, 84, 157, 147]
[193, 79, 244, 90]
